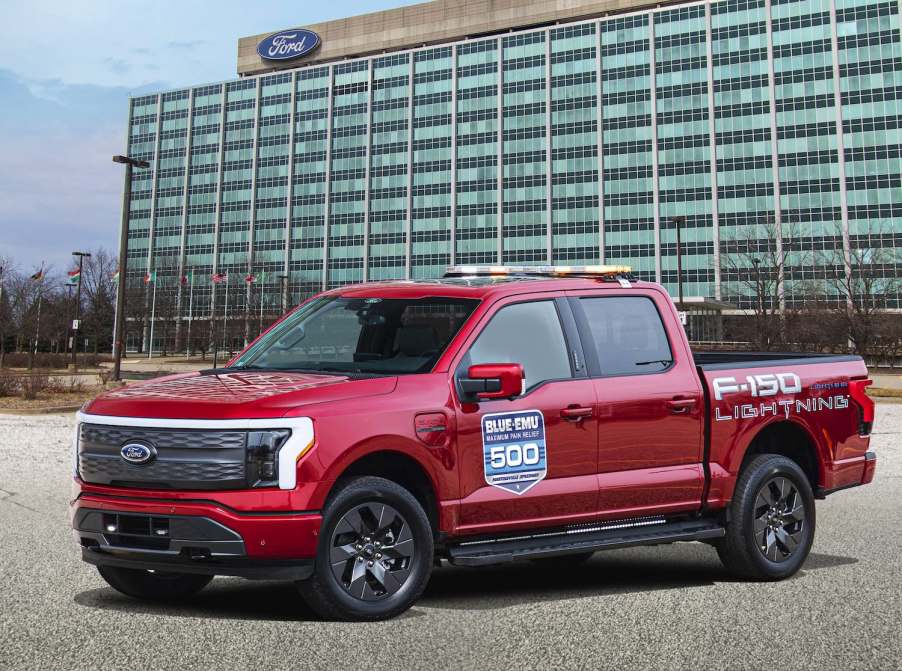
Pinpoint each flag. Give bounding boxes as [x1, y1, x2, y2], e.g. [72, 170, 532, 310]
[244, 273, 256, 284]
[180, 270, 193, 286]
[258, 270, 267, 284]
[110, 268, 120, 282]
[211, 272, 227, 284]
[144, 271, 156, 284]
[66, 269, 81, 286]
[30, 269, 44, 281]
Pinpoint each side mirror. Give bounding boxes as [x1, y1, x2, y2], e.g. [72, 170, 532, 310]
[459, 363, 525, 402]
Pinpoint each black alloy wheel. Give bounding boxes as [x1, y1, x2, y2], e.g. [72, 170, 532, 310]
[297, 476, 434, 620]
[753, 476, 806, 562]
[716, 454, 815, 580]
[329, 502, 415, 600]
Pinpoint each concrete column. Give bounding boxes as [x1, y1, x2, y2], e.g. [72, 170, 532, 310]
[497, 35, 505, 264]
[209, 85, 228, 350]
[764, 0, 786, 309]
[545, 28, 553, 264]
[143, 92, 164, 353]
[649, 18, 661, 283]
[174, 87, 196, 351]
[596, 22, 606, 264]
[705, 1, 722, 300]
[283, 71, 299, 310]
[322, 65, 335, 290]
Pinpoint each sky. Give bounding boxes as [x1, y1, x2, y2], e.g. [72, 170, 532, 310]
[0, 0, 421, 276]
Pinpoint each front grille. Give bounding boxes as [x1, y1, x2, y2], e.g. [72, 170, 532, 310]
[78, 423, 248, 490]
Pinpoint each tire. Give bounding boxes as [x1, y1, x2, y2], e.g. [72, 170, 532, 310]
[97, 565, 212, 601]
[297, 476, 434, 621]
[529, 552, 594, 568]
[717, 454, 815, 580]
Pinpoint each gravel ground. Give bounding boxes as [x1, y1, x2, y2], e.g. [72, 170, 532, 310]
[1, 405, 900, 670]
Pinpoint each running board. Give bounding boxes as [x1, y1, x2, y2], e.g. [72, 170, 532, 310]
[447, 517, 725, 567]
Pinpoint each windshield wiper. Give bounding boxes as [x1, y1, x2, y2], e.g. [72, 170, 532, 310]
[635, 359, 673, 367]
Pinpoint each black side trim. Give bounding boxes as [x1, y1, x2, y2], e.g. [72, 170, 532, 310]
[694, 352, 862, 371]
[814, 481, 862, 499]
[81, 547, 314, 581]
[447, 517, 725, 567]
[76, 491, 321, 517]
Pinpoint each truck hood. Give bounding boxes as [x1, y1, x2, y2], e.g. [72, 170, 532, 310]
[84, 370, 398, 420]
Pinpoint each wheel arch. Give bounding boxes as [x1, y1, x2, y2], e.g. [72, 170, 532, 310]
[328, 450, 440, 535]
[740, 420, 824, 490]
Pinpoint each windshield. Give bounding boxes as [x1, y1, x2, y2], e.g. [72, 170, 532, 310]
[232, 296, 479, 375]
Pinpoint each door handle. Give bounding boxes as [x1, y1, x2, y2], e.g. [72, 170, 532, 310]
[561, 406, 593, 421]
[667, 398, 696, 414]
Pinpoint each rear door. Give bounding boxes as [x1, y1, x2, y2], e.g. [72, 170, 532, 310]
[451, 296, 600, 533]
[568, 290, 705, 517]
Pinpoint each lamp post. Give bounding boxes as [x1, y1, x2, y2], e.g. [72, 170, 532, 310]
[70, 251, 91, 370]
[672, 216, 686, 308]
[111, 155, 150, 381]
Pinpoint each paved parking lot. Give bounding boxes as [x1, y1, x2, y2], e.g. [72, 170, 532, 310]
[1, 404, 900, 670]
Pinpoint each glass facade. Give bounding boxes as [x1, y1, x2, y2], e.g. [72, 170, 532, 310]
[125, 0, 901, 345]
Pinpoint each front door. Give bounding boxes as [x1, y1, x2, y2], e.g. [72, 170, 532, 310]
[452, 297, 599, 534]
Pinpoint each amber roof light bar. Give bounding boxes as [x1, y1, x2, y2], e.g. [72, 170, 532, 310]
[444, 265, 634, 280]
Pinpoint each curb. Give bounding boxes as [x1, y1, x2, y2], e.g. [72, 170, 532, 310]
[0, 405, 82, 416]
[869, 388, 902, 399]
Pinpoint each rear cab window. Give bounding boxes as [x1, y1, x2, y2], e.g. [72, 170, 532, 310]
[573, 295, 673, 376]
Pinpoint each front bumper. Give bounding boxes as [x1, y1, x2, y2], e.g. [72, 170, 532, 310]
[72, 492, 322, 579]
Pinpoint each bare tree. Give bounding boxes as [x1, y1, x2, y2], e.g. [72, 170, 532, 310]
[819, 233, 901, 361]
[720, 218, 799, 350]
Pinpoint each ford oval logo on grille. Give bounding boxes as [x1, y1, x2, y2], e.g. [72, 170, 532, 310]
[120, 442, 155, 465]
[257, 29, 320, 61]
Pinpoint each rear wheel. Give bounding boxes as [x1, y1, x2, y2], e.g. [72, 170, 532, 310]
[297, 476, 433, 621]
[717, 454, 815, 580]
[97, 565, 212, 601]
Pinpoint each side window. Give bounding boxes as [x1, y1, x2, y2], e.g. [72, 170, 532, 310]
[466, 301, 572, 390]
[578, 297, 673, 376]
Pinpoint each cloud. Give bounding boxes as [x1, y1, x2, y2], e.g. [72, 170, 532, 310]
[103, 57, 133, 75]
[0, 70, 165, 271]
[167, 39, 207, 50]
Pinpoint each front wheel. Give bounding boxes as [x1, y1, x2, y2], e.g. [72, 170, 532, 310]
[97, 565, 212, 601]
[717, 454, 815, 580]
[297, 476, 434, 621]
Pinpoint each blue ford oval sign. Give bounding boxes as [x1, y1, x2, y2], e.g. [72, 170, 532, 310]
[257, 29, 321, 61]
[120, 442, 155, 465]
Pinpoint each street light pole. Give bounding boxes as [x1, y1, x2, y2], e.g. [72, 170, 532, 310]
[71, 251, 91, 370]
[672, 216, 686, 308]
[111, 155, 150, 381]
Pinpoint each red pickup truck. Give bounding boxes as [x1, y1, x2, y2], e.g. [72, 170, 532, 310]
[71, 266, 877, 620]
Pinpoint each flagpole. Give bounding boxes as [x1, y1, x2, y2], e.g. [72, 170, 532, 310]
[222, 274, 229, 358]
[30, 264, 45, 370]
[148, 274, 157, 360]
[258, 274, 265, 336]
[186, 272, 194, 359]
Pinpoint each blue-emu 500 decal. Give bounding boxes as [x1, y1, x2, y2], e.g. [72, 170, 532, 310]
[257, 29, 321, 61]
[481, 410, 547, 495]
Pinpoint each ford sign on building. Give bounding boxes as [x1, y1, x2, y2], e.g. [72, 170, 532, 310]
[256, 28, 320, 61]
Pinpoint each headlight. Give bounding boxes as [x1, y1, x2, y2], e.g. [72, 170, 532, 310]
[246, 430, 292, 488]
